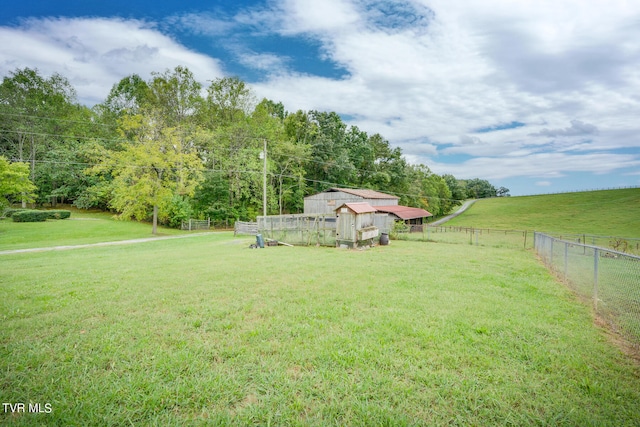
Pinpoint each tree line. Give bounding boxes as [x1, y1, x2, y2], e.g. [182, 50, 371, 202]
[0, 66, 508, 229]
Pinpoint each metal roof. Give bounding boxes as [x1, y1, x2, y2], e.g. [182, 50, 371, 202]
[336, 202, 378, 214]
[326, 187, 399, 199]
[375, 205, 433, 220]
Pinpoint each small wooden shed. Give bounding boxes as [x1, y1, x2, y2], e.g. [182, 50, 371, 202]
[335, 202, 379, 248]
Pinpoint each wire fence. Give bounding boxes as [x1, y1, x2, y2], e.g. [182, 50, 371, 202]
[543, 232, 640, 256]
[394, 225, 533, 250]
[180, 218, 210, 231]
[257, 214, 338, 246]
[534, 232, 640, 347]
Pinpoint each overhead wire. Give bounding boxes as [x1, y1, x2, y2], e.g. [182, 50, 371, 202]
[0, 115, 464, 202]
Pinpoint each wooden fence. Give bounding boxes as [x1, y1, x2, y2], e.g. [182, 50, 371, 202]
[234, 221, 258, 236]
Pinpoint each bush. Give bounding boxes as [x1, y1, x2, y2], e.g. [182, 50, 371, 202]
[45, 210, 71, 220]
[161, 195, 193, 229]
[390, 220, 409, 239]
[10, 209, 71, 222]
[3, 208, 26, 218]
[12, 210, 49, 222]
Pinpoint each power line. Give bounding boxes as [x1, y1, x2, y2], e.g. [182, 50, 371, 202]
[10, 157, 465, 203]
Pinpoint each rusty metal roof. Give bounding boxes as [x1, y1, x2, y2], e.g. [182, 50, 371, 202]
[375, 205, 433, 220]
[336, 202, 377, 214]
[327, 187, 399, 199]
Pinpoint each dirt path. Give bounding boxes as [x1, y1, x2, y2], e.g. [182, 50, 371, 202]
[0, 232, 214, 256]
[429, 199, 477, 226]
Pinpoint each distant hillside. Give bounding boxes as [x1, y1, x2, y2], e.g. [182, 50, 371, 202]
[444, 188, 640, 237]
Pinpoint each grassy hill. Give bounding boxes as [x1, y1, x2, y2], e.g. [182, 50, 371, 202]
[445, 188, 640, 237]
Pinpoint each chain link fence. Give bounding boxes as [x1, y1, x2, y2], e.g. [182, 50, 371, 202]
[534, 232, 640, 346]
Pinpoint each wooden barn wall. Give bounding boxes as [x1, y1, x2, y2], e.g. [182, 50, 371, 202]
[304, 191, 398, 214]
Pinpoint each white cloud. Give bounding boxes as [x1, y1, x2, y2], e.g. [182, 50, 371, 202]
[1, 1, 639, 186]
[427, 152, 640, 180]
[248, 0, 640, 182]
[0, 17, 225, 105]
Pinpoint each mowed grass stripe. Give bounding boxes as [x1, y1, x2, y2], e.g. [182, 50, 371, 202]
[2, 234, 639, 425]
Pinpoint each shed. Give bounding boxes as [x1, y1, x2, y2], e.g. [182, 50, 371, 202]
[304, 188, 399, 215]
[375, 205, 433, 231]
[335, 202, 379, 248]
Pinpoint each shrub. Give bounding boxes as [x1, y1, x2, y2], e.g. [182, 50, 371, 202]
[3, 208, 26, 218]
[161, 195, 193, 229]
[390, 220, 409, 239]
[12, 210, 49, 222]
[45, 210, 71, 220]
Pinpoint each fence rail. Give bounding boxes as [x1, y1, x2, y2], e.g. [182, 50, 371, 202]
[534, 232, 640, 347]
[234, 221, 258, 236]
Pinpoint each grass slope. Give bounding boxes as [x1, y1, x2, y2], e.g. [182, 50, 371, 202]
[445, 188, 640, 237]
[2, 234, 639, 425]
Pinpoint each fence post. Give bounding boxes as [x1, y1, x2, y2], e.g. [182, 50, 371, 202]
[550, 239, 554, 267]
[564, 242, 568, 281]
[593, 248, 599, 310]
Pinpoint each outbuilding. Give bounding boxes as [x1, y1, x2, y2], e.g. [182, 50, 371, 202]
[304, 188, 399, 215]
[335, 202, 379, 248]
[375, 205, 433, 232]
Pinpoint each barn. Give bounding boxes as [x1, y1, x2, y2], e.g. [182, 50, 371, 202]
[304, 188, 399, 215]
[374, 205, 433, 231]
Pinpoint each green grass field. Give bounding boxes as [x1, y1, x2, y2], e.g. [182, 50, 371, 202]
[0, 207, 188, 251]
[445, 188, 640, 237]
[2, 230, 639, 425]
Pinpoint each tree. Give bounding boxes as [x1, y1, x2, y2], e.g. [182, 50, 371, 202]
[497, 186, 511, 197]
[0, 67, 77, 206]
[442, 174, 466, 202]
[204, 77, 256, 127]
[148, 66, 203, 127]
[465, 178, 497, 198]
[0, 156, 36, 209]
[88, 115, 203, 234]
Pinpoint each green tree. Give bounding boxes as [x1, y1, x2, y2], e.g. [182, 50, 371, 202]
[465, 178, 497, 198]
[497, 186, 511, 197]
[88, 115, 203, 234]
[148, 66, 203, 127]
[442, 174, 467, 202]
[0, 67, 77, 206]
[0, 156, 36, 209]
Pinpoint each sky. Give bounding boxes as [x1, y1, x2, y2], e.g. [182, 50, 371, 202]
[1, 0, 639, 196]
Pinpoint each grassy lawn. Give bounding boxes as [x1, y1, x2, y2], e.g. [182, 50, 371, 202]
[445, 188, 640, 237]
[2, 234, 639, 425]
[0, 208, 189, 251]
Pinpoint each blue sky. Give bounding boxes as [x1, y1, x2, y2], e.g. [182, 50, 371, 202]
[1, 0, 639, 196]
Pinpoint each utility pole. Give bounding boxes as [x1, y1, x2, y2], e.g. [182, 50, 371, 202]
[262, 139, 267, 217]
